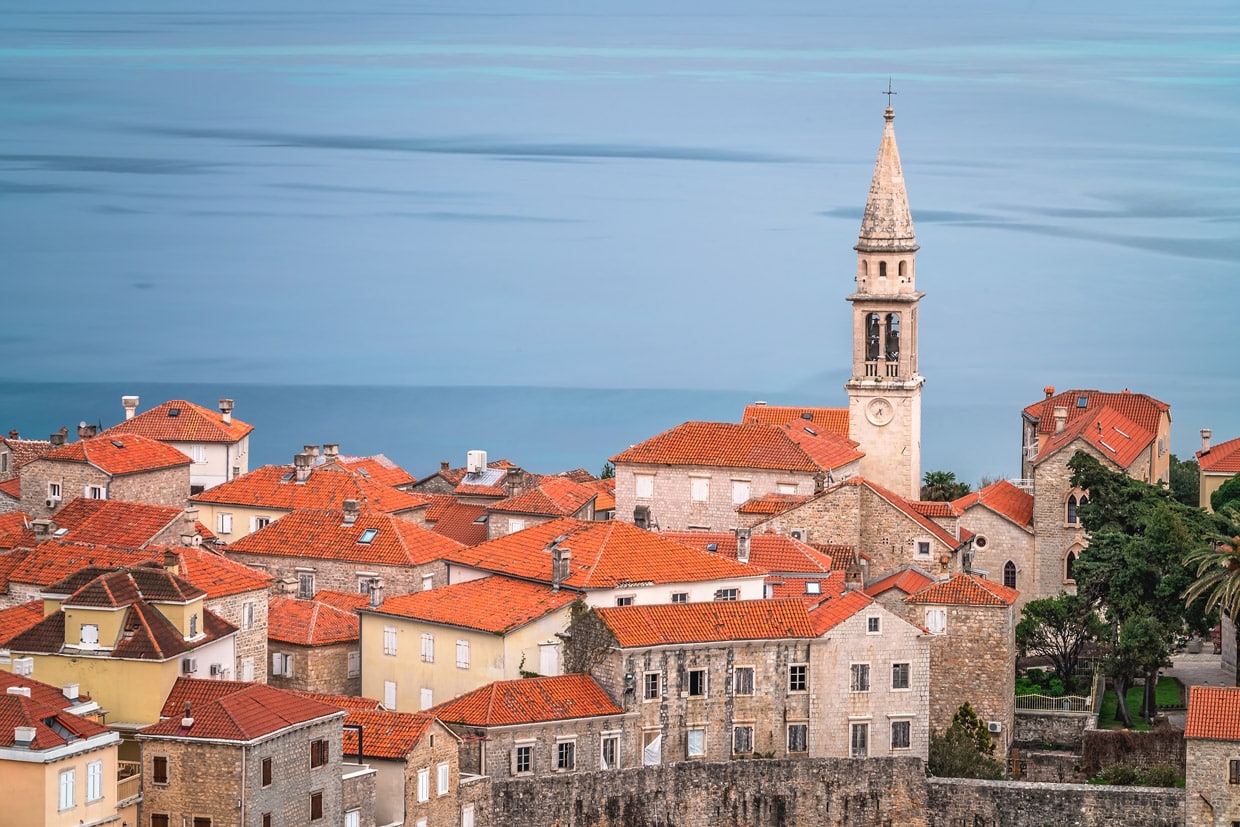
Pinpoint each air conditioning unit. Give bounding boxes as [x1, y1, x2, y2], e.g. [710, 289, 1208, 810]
[790, 528, 809, 542]
[466, 449, 487, 474]
[209, 663, 223, 676]
[182, 657, 198, 675]
[12, 657, 33, 677]
[987, 721, 1003, 733]
[46, 497, 60, 508]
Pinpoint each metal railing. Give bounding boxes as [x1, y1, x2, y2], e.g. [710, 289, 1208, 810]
[1014, 693, 1093, 713]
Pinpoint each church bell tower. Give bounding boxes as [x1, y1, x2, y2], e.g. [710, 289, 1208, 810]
[845, 103, 924, 500]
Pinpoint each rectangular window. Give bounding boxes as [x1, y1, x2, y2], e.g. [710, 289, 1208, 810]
[1231, 759, 1240, 785]
[87, 759, 103, 802]
[437, 762, 450, 795]
[242, 601, 254, 630]
[687, 728, 705, 757]
[643, 672, 660, 700]
[59, 767, 75, 810]
[643, 731, 662, 766]
[615, 595, 634, 606]
[261, 756, 272, 787]
[251, 516, 270, 531]
[687, 668, 707, 697]
[310, 791, 324, 821]
[421, 687, 433, 710]
[892, 662, 910, 690]
[462, 805, 475, 827]
[670, 591, 688, 603]
[417, 767, 430, 802]
[635, 474, 654, 499]
[86, 485, 107, 500]
[714, 588, 738, 601]
[242, 658, 255, 682]
[508, 517, 525, 533]
[789, 664, 808, 693]
[310, 739, 328, 768]
[601, 734, 619, 769]
[916, 540, 931, 557]
[272, 652, 293, 678]
[383, 625, 397, 656]
[926, 608, 947, 635]
[422, 574, 433, 591]
[788, 723, 808, 753]
[190, 445, 206, 463]
[456, 639, 471, 668]
[777, 482, 797, 495]
[421, 633, 434, 663]
[556, 740, 576, 771]
[152, 817, 170, 827]
[731, 479, 751, 505]
[347, 651, 360, 678]
[690, 476, 709, 502]
[850, 723, 869, 758]
[297, 572, 315, 599]
[383, 680, 397, 710]
[514, 744, 533, 775]
[892, 720, 911, 750]
[733, 666, 754, 695]
[345, 812, 360, 827]
[153, 755, 169, 785]
[48, 482, 62, 499]
[193, 818, 211, 827]
[850, 663, 871, 692]
[217, 512, 232, 534]
[867, 616, 881, 634]
[80, 623, 99, 646]
[733, 725, 753, 755]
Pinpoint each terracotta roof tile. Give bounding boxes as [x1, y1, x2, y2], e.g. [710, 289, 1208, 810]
[1199, 435, 1240, 475]
[1, 437, 54, 478]
[905, 572, 1019, 606]
[428, 502, 491, 547]
[0, 670, 90, 710]
[0, 477, 19, 500]
[168, 546, 272, 598]
[0, 693, 110, 749]
[143, 678, 343, 741]
[1024, 389, 1168, 439]
[423, 494, 458, 523]
[662, 531, 836, 575]
[319, 453, 417, 488]
[1185, 685, 1240, 740]
[490, 476, 596, 518]
[340, 708, 438, 758]
[6, 541, 152, 588]
[582, 477, 616, 511]
[43, 499, 183, 548]
[952, 480, 1035, 530]
[864, 567, 936, 598]
[558, 469, 597, 484]
[736, 493, 810, 516]
[191, 465, 430, 514]
[765, 572, 847, 603]
[103, 399, 253, 443]
[431, 675, 622, 727]
[443, 518, 765, 589]
[0, 601, 44, 646]
[595, 598, 816, 647]
[364, 576, 576, 634]
[290, 690, 384, 712]
[314, 590, 371, 613]
[611, 421, 862, 473]
[39, 434, 191, 476]
[0, 511, 31, 550]
[807, 589, 876, 635]
[227, 509, 463, 567]
[1035, 406, 1154, 471]
[741, 404, 850, 438]
[908, 501, 957, 518]
[268, 596, 359, 645]
[839, 478, 962, 549]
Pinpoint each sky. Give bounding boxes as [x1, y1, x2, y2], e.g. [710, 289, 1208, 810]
[1, 1, 1238, 469]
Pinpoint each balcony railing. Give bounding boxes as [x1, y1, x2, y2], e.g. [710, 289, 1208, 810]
[117, 762, 141, 803]
[1014, 693, 1093, 713]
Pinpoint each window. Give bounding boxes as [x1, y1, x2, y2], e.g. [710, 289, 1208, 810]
[417, 767, 430, 802]
[383, 626, 397, 656]
[153, 755, 169, 785]
[556, 740, 576, 771]
[189, 613, 198, 637]
[615, 595, 634, 607]
[242, 601, 254, 630]
[272, 652, 293, 678]
[85, 485, 107, 500]
[297, 572, 315, 599]
[733, 725, 753, 755]
[714, 588, 738, 602]
[867, 616, 881, 634]
[48, 482, 62, 500]
[925, 608, 946, 635]
[1230, 758, 1240, 784]
[421, 633, 434, 663]
[421, 688, 433, 710]
[850, 663, 870, 692]
[310, 791, 324, 821]
[152, 817, 170, 827]
[514, 744, 533, 775]
[788, 723, 808, 753]
[643, 672, 661, 700]
[687, 728, 706, 757]
[1065, 550, 1078, 583]
[687, 668, 707, 697]
[80, 623, 99, 646]
[670, 592, 688, 603]
[437, 762, 450, 795]
[358, 528, 378, 544]
[242, 658, 255, 682]
[1067, 494, 1080, 524]
[879, 260, 887, 277]
[252, 516, 271, 531]
[310, 739, 328, 768]
[422, 574, 433, 591]
[261, 756, 272, 787]
[508, 517, 525, 533]
[789, 664, 808, 693]
[635, 474, 654, 500]
[87, 759, 103, 802]
[347, 651, 360, 678]
[462, 804, 475, 827]
[731, 479, 751, 505]
[1003, 560, 1017, 590]
[733, 666, 754, 695]
[456, 639, 471, 668]
[850, 723, 868, 758]
[642, 731, 661, 766]
[690, 476, 709, 503]
[601, 733, 620, 769]
[383, 680, 397, 710]
[193, 818, 211, 827]
[189, 445, 206, 463]
[891, 720, 911, 750]
[345, 811, 360, 827]
[217, 513, 233, 534]
[892, 662, 910, 690]
[805, 581, 821, 595]
[59, 767, 75, 810]
[916, 540, 931, 557]
[777, 482, 797, 495]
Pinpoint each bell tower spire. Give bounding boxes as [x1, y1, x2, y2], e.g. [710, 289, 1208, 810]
[844, 97, 925, 500]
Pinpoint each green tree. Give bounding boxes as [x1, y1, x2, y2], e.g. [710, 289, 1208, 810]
[1182, 504, 1240, 641]
[1211, 474, 1240, 514]
[599, 461, 615, 480]
[1104, 611, 1175, 728]
[928, 702, 1004, 779]
[1016, 593, 1107, 693]
[1168, 453, 1200, 507]
[921, 470, 970, 502]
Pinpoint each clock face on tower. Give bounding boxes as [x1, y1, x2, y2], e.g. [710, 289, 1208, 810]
[866, 397, 894, 426]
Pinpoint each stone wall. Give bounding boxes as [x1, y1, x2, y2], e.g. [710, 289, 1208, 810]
[1080, 726, 1185, 776]
[926, 776, 1184, 826]
[268, 639, 360, 696]
[206, 586, 269, 682]
[342, 764, 377, 827]
[956, 504, 1035, 609]
[22, 458, 190, 518]
[228, 550, 446, 599]
[1012, 748, 1081, 783]
[1014, 710, 1090, 750]
[1186, 738, 1240, 827]
[405, 719, 464, 827]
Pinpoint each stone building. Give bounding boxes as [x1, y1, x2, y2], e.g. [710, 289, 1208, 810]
[1185, 684, 1240, 827]
[268, 594, 361, 696]
[951, 480, 1036, 607]
[0, 432, 52, 514]
[1198, 430, 1240, 512]
[662, 529, 848, 598]
[486, 474, 598, 539]
[309, 443, 419, 491]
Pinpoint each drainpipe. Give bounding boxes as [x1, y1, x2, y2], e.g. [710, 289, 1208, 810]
[240, 745, 247, 825]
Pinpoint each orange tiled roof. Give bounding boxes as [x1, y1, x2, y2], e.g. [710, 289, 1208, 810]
[662, 530, 836, 575]
[142, 679, 342, 742]
[321, 453, 417, 488]
[431, 674, 622, 727]
[290, 690, 384, 712]
[103, 399, 253, 443]
[169, 545, 272, 598]
[39, 433, 191, 476]
[582, 477, 616, 511]
[0, 670, 92, 710]
[191, 465, 430, 514]
[6, 540, 155, 589]
[423, 494, 457, 523]
[226, 509, 463, 567]
[807, 589, 875, 635]
[44, 498, 183, 548]
[864, 567, 936, 598]
[1, 437, 54, 477]
[0, 693, 110, 750]
[952, 480, 1034, 530]
[0, 477, 19, 500]
[611, 421, 862, 473]
[363, 575, 576, 634]
[766, 572, 847, 603]
[1200, 435, 1240, 475]
[0, 511, 31, 550]
[314, 590, 371, 613]
[428, 501, 491, 547]
[0, 601, 43, 646]
[268, 596, 359, 645]
[736, 493, 810, 516]
[490, 476, 597, 518]
[428, 458, 516, 488]
[905, 572, 1019, 607]
[1035, 406, 1154, 471]
[831, 478, 962, 549]
[595, 598, 816, 647]
[1024, 389, 1168, 438]
[341, 708, 438, 758]
[908, 501, 957, 518]
[1185, 685, 1240, 740]
[443, 518, 765, 589]
[741, 404, 850, 438]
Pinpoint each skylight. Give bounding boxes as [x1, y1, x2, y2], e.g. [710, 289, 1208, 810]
[168, 408, 181, 417]
[1076, 396, 1088, 408]
[110, 440, 124, 449]
[53, 528, 69, 537]
[473, 515, 489, 524]
[806, 581, 821, 594]
[358, 528, 379, 544]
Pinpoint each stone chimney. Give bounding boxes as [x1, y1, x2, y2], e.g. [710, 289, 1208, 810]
[505, 467, 525, 498]
[293, 453, 313, 483]
[342, 499, 360, 526]
[1202, 428, 1213, 454]
[163, 550, 181, 575]
[303, 444, 320, 458]
[551, 546, 572, 591]
[1053, 406, 1068, 434]
[440, 461, 450, 473]
[735, 527, 752, 564]
[1043, 386, 1055, 399]
[368, 580, 384, 608]
[7, 430, 16, 440]
[77, 422, 97, 440]
[49, 430, 66, 447]
[122, 395, 139, 420]
[31, 519, 54, 538]
[813, 471, 826, 494]
[323, 443, 339, 459]
[218, 398, 234, 425]
[181, 507, 199, 541]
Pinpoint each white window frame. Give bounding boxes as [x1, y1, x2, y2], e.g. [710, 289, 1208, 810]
[789, 663, 808, 693]
[347, 651, 360, 678]
[634, 473, 654, 500]
[456, 639, 471, 669]
[217, 512, 232, 534]
[417, 767, 430, 803]
[643, 672, 661, 701]
[462, 804, 475, 827]
[422, 573, 433, 591]
[925, 608, 947, 635]
[787, 722, 808, 754]
[272, 652, 293, 678]
[732, 725, 754, 755]
[242, 601, 254, 630]
[85, 484, 107, 500]
[687, 727, 706, 757]
[59, 767, 75, 811]
[383, 680, 397, 710]
[508, 517, 525, 533]
[850, 662, 871, 692]
[615, 594, 635, 607]
[345, 811, 360, 827]
[600, 732, 620, 769]
[892, 662, 911, 690]
[686, 667, 708, 698]
[420, 687, 433, 710]
[850, 722, 869, 758]
[86, 759, 103, 802]
[190, 445, 206, 464]
[866, 615, 881, 634]
[714, 588, 738, 602]
[891, 719, 912, 750]
[437, 762, 450, 795]
[48, 481, 62, 499]
[421, 633, 434, 663]
[689, 475, 710, 503]
[513, 742, 534, 776]
[383, 626, 398, 656]
[733, 665, 755, 696]
[731, 478, 751, 505]
[555, 738, 576, 772]
[670, 591, 688, 603]
[915, 538, 932, 557]
[297, 571, 315, 599]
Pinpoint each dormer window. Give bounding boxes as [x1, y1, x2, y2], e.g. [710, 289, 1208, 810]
[189, 613, 198, 637]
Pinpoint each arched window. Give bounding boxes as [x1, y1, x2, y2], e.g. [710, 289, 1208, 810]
[879, 261, 887, 277]
[1003, 561, 1017, 590]
[1067, 495, 1078, 524]
[898, 260, 907, 277]
[885, 313, 900, 362]
[1065, 551, 1077, 583]
[1066, 488, 1089, 525]
[861, 261, 869, 276]
[866, 313, 881, 361]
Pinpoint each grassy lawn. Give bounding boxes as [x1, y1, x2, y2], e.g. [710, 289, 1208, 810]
[1097, 678, 1182, 730]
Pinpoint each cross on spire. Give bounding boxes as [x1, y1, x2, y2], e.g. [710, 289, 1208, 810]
[883, 78, 897, 109]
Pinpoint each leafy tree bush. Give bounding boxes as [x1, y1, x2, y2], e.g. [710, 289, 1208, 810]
[928, 702, 1005, 780]
[1211, 473, 1240, 513]
[921, 470, 970, 502]
[1016, 593, 1106, 694]
[1091, 763, 1181, 787]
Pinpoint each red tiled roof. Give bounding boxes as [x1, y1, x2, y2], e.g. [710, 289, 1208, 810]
[490, 476, 596, 518]
[169, 545, 271, 598]
[444, 518, 765, 589]
[1200, 435, 1240, 475]
[317, 453, 417, 488]
[227, 510, 463, 567]
[428, 502, 491, 547]
[39, 434, 191, 476]
[314, 590, 371, 613]
[5, 541, 150, 588]
[836, 478, 962, 549]
[905, 572, 1019, 607]
[662, 531, 836, 575]
[908, 501, 957, 518]
[365, 576, 576, 634]
[423, 494, 457, 523]
[268, 596, 359, 645]
[0, 511, 31, 550]
[103, 399, 253, 443]
[191, 465, 430, 514]
[341, 708, 438, 758]
[0, 693, 110, 749]
[1035, 406, 1154, 471]
[143, 678, 343, 742]
[1024, 389, 1168, 438]
[611, 421, 862, 473]
[45, 498, 183, 548]
[595, 598, 816, 647]
[0, 670, 90, 710]
[431, 674, 622, 727]
[864, 567, 936, 598]
[0, 477, 19, 500]
[291, 690, 384, 712]
[52, 563, 204, 605]
[582, 477, 616, 511]
[807, 590, 876, 635]
[952, 480, 1035, 530]
[765, 572, 847, 603]
[736, 493, 810, 516]
[1, 437, 54, 478]
[0, 601, 43, 646]
[741, 404, 850, 438]
[426, 458, 516, 489]
[1185, 685, 1240, 740]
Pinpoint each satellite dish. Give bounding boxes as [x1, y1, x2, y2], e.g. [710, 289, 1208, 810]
[79, 421, 88, 428]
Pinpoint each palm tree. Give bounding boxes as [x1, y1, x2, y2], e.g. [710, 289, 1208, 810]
[1182, 505, 1240, 618]
[921, 470, 970, 502]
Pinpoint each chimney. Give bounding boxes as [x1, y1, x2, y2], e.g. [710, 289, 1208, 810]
[440, 461, 450, 473]
[303, 444, 320, 458]
[506, 467, 525, 497]
[61, 683, 79, 701]
[323, 443, 339, 459]
[1053, 406, 1068, 434]
[49, 431, 66, 447]
[735, 527, 752, 564]
[6, 686, 31, 697]
[1202, 428, 1213, 454]
[180, 508, 202, 546]
[813, 471, 826, 494]
[293, 453, 313, 483]
[1043, 386, 1055, 399]
[122, 395, 139, 420]
[7, 430, 16, 439]
[218, 398, 234, 425]
[551, 546, 572, 591]
[181, 701, 194, 729]
[163, 550, 181, 575]
[342, 499, 360, 526]
[13, 726, 36, 745]
[77, 422, 97, 440]
[31, 519, 53, 538]
[368, 580, 384, 608]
